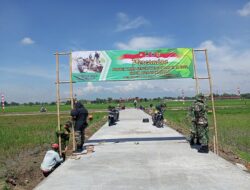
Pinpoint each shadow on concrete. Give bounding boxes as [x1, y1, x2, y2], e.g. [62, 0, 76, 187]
[190, 144, 201, 150]
[86, 136, 186, 144]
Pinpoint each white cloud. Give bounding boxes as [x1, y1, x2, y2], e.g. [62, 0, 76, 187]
[117, 12, 129, 22]
[237, 2, 250, 16]
[20, 37, 35, 45]
[197, 40, 250, 93]
[85, 82, 105, 93]
[116, 12, 149, 32]
[74, 82, 106, 97]
[113, 81, 155, 93]
[73, 80, 197, 100]
[115, 36, 172, 50]
[75, 82, 152, 96]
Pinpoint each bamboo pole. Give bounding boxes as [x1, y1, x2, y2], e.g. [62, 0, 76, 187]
[69, 52, 76, 151]
[213, 135, 216, 153]
[204, 49, 219, 155]
[193, 49, 206, 51]
[53, 52, 71, 55]
[56, 52, 62, 155]
[192, 49, 200, 94]
[55, 81, 75, 84]
[194, 77, 210, 80]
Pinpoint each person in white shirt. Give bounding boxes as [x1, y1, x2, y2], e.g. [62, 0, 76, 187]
[40, 143, 63, 177]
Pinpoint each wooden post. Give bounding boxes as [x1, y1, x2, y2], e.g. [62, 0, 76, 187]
[192, 49, 200, 94]
[56, 52, 62, 155]
[204, 49, 219, 155]
[213, 135, 216, 153]
[69, 52, 76, 151]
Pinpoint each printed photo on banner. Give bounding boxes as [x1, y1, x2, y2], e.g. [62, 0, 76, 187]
[72, 51, 104, 73]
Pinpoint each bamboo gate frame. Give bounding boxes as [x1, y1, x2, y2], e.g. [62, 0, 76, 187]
[54, 49, 219, 155]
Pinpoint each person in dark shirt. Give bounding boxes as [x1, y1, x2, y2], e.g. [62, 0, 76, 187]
[71, 101, 88, 153]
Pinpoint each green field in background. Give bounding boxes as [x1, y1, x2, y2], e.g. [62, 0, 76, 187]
[0, 112, 106, 168]
[2, 99, 250, 113]
[165, 106, 250, 162]
[1, 99, 250, 163]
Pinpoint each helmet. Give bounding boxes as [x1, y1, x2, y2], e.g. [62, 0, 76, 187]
[195, 93, 205, 102]
[161, 103, 166, 108]
[51, 143, 59, 149]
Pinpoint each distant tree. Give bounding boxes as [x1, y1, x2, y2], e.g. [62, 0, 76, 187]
[10, 102, 19, 106]
[50, 102, 56, 105]
[241, 93, 250, 99]
[65, 100, 71, 105]
[95, 98, 106, 104]
[3, 101, 9, 106]
[95, 98, 101, 103]
[80, 99, 88, 104]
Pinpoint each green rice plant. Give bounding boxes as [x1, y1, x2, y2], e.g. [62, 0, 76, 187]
[165, 106, 250, 162]
[0, 112, 106, 162]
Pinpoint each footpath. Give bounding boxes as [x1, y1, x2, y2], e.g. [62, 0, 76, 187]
[35, 108, 250, 190]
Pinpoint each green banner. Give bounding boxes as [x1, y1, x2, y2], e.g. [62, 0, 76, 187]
[72, 48, 194, 82]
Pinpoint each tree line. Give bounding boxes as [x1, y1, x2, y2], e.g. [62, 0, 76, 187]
[2, 93, 250, 106]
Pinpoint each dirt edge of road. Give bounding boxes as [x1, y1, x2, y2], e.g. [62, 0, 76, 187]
[1, 116, 107, 190]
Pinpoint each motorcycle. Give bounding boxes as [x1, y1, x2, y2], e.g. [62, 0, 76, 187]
[152, 111, 164, 128]
[108, 110, 115, 126]
[113, 108, 119, 122]
[108, 106, 120, 126]
[40, 106, 47, 112]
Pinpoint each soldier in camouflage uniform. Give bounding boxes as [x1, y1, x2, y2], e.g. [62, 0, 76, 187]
[56, 121, 72, 160]
[189, 94, 209, 153]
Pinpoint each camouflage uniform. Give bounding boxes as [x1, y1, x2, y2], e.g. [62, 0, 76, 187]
[188, 104, 198, 144]
[56, 121, 71, 160]
[189, 94, 209, 152]
[56, 128, 70, 151]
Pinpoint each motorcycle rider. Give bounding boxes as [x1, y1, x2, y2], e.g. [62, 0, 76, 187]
[108, 105, 119, 125]
[153, 103, 166, 126]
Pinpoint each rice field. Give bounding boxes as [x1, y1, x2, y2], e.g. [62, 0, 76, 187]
[0, 112, 106, 169]
[164, 101, 250, 162]
[0, 99, 249, 163]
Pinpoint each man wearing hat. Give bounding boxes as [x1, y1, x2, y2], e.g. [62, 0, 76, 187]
[40, 143, 63, 177]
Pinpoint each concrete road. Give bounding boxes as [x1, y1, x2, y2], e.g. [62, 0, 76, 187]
[35, 108, 250, 190]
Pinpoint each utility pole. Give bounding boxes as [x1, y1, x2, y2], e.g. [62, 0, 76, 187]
[237, 87, 241, 98]
[182, 89, 185, 104]
[1, 94, 5, 113]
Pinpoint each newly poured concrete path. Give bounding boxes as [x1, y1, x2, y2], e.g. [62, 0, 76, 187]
[35, 108, 250, 190]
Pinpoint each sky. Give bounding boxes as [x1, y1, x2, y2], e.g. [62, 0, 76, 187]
[0, 0, 250, 103]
